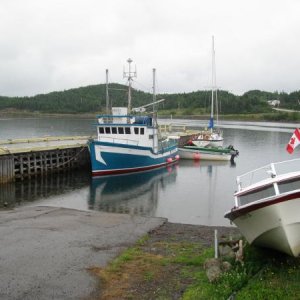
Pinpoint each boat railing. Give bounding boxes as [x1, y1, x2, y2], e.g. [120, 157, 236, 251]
[97, 115, 132, 125]
[237, 158, 300, 191]
[97, 115, 154, 126]
[159, 123, 187, 134]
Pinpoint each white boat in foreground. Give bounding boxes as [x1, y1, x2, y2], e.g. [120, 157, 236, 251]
[225, 158, 300, 257]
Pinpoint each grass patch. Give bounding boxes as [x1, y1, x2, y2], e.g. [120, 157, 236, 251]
[91, 238, 205, 299]
[90, 231, 300, 300]
[183, 244, 300, 300]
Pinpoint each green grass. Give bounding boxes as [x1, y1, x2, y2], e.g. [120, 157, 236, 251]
[90, 234, 300, 299]
[183, 244, 300, 300]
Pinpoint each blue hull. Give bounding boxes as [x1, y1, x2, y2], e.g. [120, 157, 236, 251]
[88, 140, 179, 176]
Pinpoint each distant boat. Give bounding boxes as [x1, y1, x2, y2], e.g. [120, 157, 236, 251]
[88, 59, 179, 176]
[178, 144, 238, 161]
[193, 36, 223, 147]
[224, 158, 300, 257]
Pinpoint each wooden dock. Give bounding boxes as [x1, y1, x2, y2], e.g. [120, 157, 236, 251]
[0, 136, 91, 183]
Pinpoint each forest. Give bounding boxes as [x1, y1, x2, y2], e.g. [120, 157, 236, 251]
[0, 83, 300, 120]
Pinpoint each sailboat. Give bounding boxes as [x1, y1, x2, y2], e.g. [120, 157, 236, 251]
[192, 36, 224, 147]
[88, 59, 179, 176]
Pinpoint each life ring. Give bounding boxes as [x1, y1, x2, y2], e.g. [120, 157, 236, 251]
[204, 134, 210, 140]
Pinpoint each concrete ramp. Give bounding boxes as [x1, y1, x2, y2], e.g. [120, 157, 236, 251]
[0, 206, 166, 300]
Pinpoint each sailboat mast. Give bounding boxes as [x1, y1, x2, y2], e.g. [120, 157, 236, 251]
[211, 36, 215, 121]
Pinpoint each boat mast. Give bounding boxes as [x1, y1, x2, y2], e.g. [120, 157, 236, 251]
[152, 68, 156, 113]
[123, 58, 137, 112]
[152, 68, 158, 153]
[210, 36, 215, 131]
[105, 69, 110, 114]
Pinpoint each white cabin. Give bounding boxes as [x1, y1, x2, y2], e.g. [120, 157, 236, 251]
[96, 107, 160, 152]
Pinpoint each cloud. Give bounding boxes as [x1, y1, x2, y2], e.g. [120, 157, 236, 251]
[0, 0, 299, 97]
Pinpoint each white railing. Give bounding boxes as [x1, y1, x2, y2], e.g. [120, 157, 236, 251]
[237, 158, 300, 191]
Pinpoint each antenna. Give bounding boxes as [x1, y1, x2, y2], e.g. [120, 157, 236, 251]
[153, 68, 156, 113]
[105, 69, 110, 114]
[123, 58, 137, 112]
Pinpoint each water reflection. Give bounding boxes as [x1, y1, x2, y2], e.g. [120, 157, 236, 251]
[0, 116, 295, 225]
[163, 159, 237, 226]
[88, 166, 177, 216]
[0, 170, 91, 209]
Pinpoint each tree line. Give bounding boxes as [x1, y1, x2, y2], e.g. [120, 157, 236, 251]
[0, 83, 299, 115]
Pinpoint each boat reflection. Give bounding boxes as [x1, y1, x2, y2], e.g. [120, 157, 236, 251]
[88, 165, 177, 216]
[178, 158, 233, 170]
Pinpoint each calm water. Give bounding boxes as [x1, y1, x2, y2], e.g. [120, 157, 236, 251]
[0, 116, 298, 226]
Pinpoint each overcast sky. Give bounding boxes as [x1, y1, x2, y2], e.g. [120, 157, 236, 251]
[0, 0, 299, 97]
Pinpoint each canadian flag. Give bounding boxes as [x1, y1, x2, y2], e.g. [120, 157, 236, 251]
[286, 128, 300, 154]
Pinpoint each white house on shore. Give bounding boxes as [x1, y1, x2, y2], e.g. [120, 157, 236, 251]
[267, 100, 280, 107]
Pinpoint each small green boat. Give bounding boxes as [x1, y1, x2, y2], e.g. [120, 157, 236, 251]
[178, 145, 239, 161]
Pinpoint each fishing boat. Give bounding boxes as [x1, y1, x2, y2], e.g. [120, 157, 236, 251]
[88, 59, 179, 176]
[192, 36, 223, 147]
[178, 144, 238, 161]
[224, 158, 300, 257]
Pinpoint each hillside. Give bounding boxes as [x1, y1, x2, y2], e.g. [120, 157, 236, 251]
[0, 84, 300, 119]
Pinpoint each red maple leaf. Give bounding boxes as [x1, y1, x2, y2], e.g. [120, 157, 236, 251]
[290, 137, 295, 145]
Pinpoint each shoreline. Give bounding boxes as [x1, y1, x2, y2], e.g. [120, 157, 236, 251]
[0, 109, 298, 123]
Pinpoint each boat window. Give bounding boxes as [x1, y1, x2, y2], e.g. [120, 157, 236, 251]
[105, 127, 111, 134]
[118, 127, 124, 134]
[125, 127, 131, 134]
[111, 127, 117, 134]
[140, 128, 145, 135]
[278, 177, 300, 194]
[238, 185, 275, 206]
[149, 134, 153, 139]
[134, 127, 139, 134]
[98, 127, 104, 134]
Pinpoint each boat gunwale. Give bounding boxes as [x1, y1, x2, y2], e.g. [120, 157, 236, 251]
[225, 189, 300, 220]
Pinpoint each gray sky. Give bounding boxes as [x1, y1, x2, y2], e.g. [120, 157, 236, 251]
[0, 0, 299, 97]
